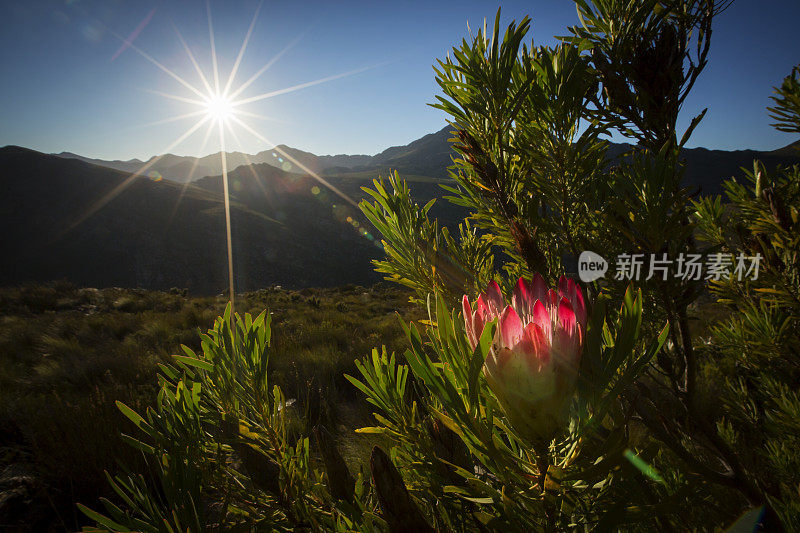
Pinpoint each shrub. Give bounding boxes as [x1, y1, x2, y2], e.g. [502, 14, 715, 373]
[80, 2, 799, 531]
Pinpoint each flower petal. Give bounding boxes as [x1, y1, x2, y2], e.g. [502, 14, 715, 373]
[558, 276, 587, 328]
[473, 296, 491, 340]
[531, 273, 548, 304]
[545, 289, 560, 325]
[554, 297, 582, 368]
[558, 275, 570, 297]
[462, 294, 473, 318]
[572, 284, 587, 329]
[558, 297, 576, 331]
[516, 321, 550, 370]
[483, 280, 505, 314]
[553, 324, 582, 370]
[546, 289, 560, 309]
[493, 347, 513, 371]
[499, 305, 524, 349]
[463, 294, 477, 349]
[531, 298, 551, 339]
[512, 277, 534, 319]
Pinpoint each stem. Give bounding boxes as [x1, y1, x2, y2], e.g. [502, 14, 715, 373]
[677, 307, 696, 405]
[559, 160, 581, 269]
[534, 445, 555, 530]
[492, 176, 547, 276]
[534, 449, 548, 492]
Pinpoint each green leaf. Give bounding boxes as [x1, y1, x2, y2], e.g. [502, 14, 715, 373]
[120, 434, 155, 454]
[76, 503, 132, 532]
[116, 401, 147, 430]
[172, 355, 214, 372]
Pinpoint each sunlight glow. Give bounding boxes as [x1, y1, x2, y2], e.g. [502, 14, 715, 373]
[205, 94, 234, 122]
[68, 0, 382, 310]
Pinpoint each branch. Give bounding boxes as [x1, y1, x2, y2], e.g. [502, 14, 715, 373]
[371, 446, 434, 533]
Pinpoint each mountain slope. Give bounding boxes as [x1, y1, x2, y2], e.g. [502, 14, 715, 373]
[1, 147, 382, 292]
[55, 150, 263, 183]
[768, 139, 800, 157]
[55, 126, 800, 193]
[192, 156, 466, 237]
[20, 125, 800, 293]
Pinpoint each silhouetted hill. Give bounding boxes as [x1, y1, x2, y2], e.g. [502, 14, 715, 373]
[266, 145, 373, 175]
[368, 127, 455, 177]
[54, 146, 375, 183]
[770, 139, 800, 157]
[1, 147, 382, 292]
[56, 150, 262, 183]
[17, 125, 800, 292]
[193, 160, 463, 233]
[680, 146, 799, 195]
[55, 127, 799, 194]
[254, 127, 459, 178]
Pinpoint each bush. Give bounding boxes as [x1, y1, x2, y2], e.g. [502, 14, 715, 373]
[75, 2, 800, 531]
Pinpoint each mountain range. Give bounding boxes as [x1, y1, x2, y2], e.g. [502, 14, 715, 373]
[54, 126, 453, 184]
[0, 127, 797, 293]
[56, 126, 800, 195]
[0, 148, 385, 293]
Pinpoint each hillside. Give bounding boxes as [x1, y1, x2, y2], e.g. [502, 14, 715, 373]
[192, 159, 462, 229]
[57, 126, 799, 196]
[55, 127, 456, 182]
[0, 147, 383, 292]
[54, 146, 377, 183]
[55, 150, 271, 183]
[13, 130, 800, 293]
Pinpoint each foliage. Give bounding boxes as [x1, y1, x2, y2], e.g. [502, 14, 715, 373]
[79, 304, 385, 531]
[568, 0, 727, 149]
[693, 150, 800, 527]
[349, 287, 671, 530]
[768, 65, 800, 134]
[352, 2, 796, 531]
[77, 3, 799, 532]
[0, 283, 420, 531]
[360, 174, 494, 306]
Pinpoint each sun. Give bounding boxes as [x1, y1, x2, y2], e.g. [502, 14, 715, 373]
[82, 0, 380, 308]
[205, 94, 234, 122]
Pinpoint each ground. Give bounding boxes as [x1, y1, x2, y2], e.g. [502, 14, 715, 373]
[0, 282, 423, 531]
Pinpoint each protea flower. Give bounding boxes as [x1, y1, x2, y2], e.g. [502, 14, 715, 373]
[462, 274, 587, 445]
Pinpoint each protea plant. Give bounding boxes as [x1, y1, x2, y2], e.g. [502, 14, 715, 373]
[463, 275, 587, 445]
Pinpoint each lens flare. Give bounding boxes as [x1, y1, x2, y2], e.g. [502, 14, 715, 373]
[205, 94, 234, 122]
[65, 0, 388, 310]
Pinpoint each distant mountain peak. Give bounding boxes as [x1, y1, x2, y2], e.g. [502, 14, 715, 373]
[46, 126, 800, 187]
[4, 136, 799, 294]
[771, 139, 800, 156]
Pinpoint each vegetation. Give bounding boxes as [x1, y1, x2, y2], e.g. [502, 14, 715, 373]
[0, 282, 421, 530]
[2, 0, 798, 531]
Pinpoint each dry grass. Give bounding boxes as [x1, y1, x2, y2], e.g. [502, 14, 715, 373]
[0, 281, 423, 531]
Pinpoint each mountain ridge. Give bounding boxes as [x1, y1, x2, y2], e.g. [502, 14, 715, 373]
[51, 126, 800, 191]
[1, 146, 382, 292]
[2, 128, 797, 292]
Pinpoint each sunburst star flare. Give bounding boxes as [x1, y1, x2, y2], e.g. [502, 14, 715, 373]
[64, 0, 385, 310]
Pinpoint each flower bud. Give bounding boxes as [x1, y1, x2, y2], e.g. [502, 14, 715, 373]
[463, 275, 586, 444]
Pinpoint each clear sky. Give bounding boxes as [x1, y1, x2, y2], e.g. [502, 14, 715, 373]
[1, 0, 798, 161]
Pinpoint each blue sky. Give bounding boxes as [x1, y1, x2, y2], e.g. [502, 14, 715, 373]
[1, 0, 798, 161]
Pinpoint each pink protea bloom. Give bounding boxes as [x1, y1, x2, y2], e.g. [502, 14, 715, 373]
[462, 274, 587, 444]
